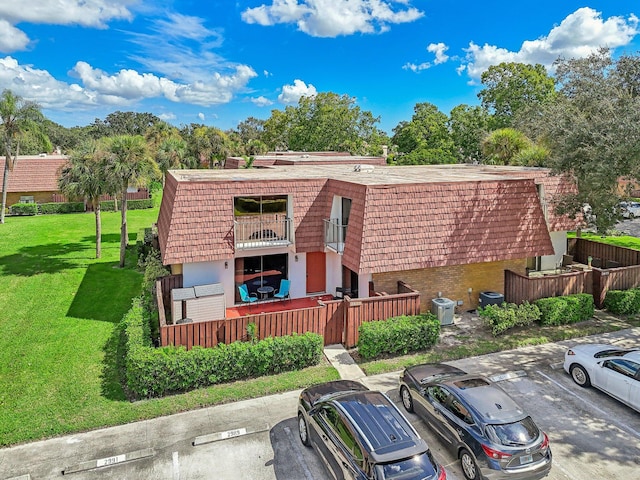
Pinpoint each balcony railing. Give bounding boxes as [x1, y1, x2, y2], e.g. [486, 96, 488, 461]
[324, 218, 347, 254]
[234, 215, 292, 250]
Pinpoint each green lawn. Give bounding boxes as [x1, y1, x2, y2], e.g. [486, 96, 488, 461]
[568, 231, 640, 249]
[0, 210, 338, 446]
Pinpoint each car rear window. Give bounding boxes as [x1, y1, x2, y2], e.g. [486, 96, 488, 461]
[375, 452, 437, 480]
[486, 416, 539, 447]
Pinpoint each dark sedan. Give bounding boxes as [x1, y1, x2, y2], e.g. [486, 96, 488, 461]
[400, 364, 551, 480]
[298, 379, 446, 480]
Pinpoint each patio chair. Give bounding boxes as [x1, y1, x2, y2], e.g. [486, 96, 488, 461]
[238, 284, 258, 303]
[273, 279, 291, 300]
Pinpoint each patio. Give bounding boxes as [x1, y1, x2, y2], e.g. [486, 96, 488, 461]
[226, 294, 335, 318]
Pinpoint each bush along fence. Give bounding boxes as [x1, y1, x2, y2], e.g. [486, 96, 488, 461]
[603, 288, 640, 315]
[9, 198, 153, 216]
[119, 297, 324, 399]
[479, 294, 595, 336]
[356, 313, 440, 360]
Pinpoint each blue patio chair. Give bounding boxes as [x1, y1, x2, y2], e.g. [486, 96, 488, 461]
[238, 284, 258, 303]
[273, 279, 291, 300]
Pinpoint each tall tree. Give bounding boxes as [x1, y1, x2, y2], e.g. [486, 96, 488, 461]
[181, 124, 231, 168]
[391, 102, 456, 164]
[59, 140, 109, 258]
[479, 62, 556, 128]
[528, 49, 640, 233]
[106, 135, 156, 267]
[262, 92, 386, 155]
[448, 104, 491, 163]
[89, 111, 164, 138]
[0, 90, 45, 224]
[156, 137, 186, 185]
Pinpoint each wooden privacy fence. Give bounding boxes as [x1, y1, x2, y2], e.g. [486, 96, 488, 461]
[158, 280, 421, 349]
[592, 265, 640, 308]
[504, 269, 592, 305]
[568, 237, 640, 268]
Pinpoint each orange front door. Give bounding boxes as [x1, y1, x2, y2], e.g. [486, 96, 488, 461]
[306, 252, 326, 294]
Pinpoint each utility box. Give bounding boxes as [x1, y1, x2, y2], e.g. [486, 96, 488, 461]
[479, 291, 504, 309]
[432, 297, 455, 325]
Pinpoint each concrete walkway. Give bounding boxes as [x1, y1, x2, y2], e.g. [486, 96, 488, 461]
[323, 344, 366, 381]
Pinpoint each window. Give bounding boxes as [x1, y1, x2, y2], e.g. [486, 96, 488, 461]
[427, 386, 450, 405]
[321, 406, 363, 463]
[604, 359, 640, 379]
[448, 397, 474, 425]
[234, 254, 287, 302]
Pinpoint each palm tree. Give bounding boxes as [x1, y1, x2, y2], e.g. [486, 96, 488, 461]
[59, 140, 109, 258]
[156, 137, 186, 185]
[1, 90, 44, 224]
[106, 135, 156, 267]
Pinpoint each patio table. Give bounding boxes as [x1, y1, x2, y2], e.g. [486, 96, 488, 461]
[257, 286, 274, 299]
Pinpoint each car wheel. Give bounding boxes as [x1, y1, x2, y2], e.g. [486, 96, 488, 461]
[570, 364, 591, 387]
[298, 413, 311, 446]
[400, 386, 414, 413]
[460, 449, 480, 480]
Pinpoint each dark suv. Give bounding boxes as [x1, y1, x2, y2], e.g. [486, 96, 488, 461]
[298, 379, 446, 480]
[400, 364, 551, 480]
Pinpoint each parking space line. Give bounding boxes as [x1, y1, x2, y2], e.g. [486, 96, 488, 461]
[536, 370, 640, 439]
[172, 451, 179, 480]
[192, 424, 269, 446]
[4, 475, 31, 480]
[61, 448, 154, 475]
[489, 370, 526, 382]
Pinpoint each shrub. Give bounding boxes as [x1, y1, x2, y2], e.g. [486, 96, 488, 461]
[100, 200, 116, 211]
[128, 198, 154, 210]
[357, 314, 440, 360]
[479, 302, 541, 336]
[119, 298, 324, 398]
[603, 288, 640, 315]
[535, 294, 595, 326]
[9, 203, 37, 216]
[38, 202, 85, 214]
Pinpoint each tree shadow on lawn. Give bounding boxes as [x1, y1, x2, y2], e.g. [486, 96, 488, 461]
[67, 262, 142, 323]
[0, 242, 89, 276]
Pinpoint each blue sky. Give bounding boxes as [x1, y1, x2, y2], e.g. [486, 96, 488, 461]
[0, 1, 638, 135]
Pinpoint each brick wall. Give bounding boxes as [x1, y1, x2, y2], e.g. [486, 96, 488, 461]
[5, 191, 55, 206]
[372, 258, 527, 312]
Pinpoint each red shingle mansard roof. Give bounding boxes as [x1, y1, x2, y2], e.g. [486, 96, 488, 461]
[0, 155, 68, 193]
[158, 164, 580, 274]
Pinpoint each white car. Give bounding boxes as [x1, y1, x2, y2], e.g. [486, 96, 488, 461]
[564, 343, 640, 412]
[620, 201, 640, 218]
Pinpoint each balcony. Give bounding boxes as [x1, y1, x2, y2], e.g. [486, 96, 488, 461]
[324, 218, 347, 254]
[234, 215, 292, 250]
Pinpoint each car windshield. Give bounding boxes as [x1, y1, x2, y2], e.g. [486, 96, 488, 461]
[486, 416, 539, 447]
[375, 452, 437, 480]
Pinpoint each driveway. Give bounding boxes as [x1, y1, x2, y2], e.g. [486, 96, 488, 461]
[2, 328, 640, 480]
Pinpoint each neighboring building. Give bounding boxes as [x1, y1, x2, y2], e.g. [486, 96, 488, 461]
[0, 154, 68, 206]
[157, 163, 580, 312]
[224, 151, 387, 169]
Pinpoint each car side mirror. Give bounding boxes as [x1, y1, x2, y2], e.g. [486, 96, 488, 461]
[419, 387, 427, 396]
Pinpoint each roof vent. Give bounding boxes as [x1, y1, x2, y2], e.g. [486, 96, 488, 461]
[353, 164, 375, 173]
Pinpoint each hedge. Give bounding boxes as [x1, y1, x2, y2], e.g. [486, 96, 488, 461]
[100, 198, 154, 211]
[479, 302, 540, 336]
[603, 288, 640, 315]
[357, 314, 440, 360]
[38, 202, 85, 214]
[535, 294, 595, 326]
[9, 203, 37, 215]
[119, 298, 324, 398]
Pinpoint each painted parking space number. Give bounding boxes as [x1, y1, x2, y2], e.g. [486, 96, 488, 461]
[97, 454, 126, 467]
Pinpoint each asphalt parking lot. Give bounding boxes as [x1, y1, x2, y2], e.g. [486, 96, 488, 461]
[2, 329, 639, 480]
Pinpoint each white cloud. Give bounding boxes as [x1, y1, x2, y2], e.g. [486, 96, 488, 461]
[0, 20, 30, 52]
[198, 112, 205, 121]
[251, 96, 273, 106]
[460, 7, 639, 81]
[402, 62, 430, 72]
[0, 0, 134, 27]
[428, 42, 449, 64]
[158, 112, 176, 121]
[242, 0, 423, 37]
[278, 79, 317, 104]
[0, 0, 134, 53]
